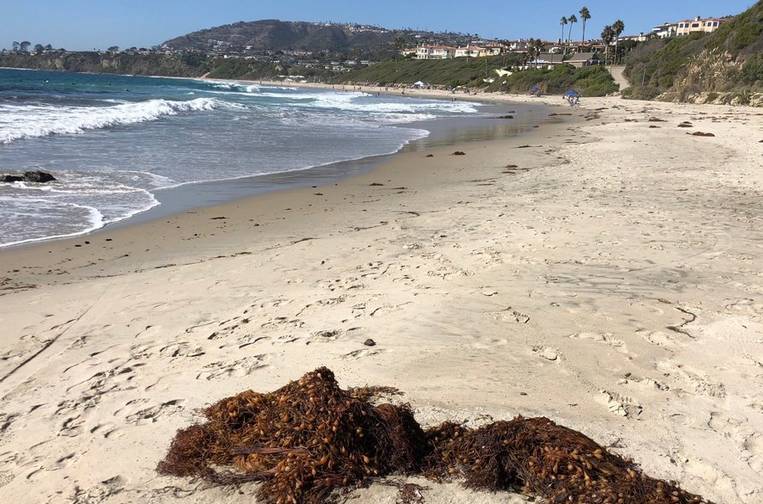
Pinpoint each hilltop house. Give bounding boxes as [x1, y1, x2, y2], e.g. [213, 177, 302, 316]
[620, 33, 651, 43]
[651, 22, 678, 39]
[416, 45, 456, 60]
[676, 17, 725, 36]
[651, 17, 727, 39]
[454, 45, 485, 58]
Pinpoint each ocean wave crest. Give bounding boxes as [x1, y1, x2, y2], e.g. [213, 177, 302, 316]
[0, 97, 226, 143]
[261, 90, 479, 116]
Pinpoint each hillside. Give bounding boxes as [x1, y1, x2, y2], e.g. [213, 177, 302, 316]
[337, 56, 523, 88]
[337, 57, 618, 97]
[162, 20, 468, 59]
[0, 51, 210, 77]
[624, 0, 763, 105]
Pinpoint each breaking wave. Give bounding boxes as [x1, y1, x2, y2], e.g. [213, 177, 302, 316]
[0, 97, 227, 143]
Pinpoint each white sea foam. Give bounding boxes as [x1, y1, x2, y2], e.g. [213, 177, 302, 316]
[0, 196, 106, 247]
[0, 97, 226, 143]
[209, 82, 261, 93]
[0, 172, 161, 247]
[262, 90, 479, 116]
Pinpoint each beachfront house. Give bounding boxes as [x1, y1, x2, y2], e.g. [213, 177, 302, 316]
[565, 52, 602, 68]
[529, 53, 565, 69]
[416, 45, 456, 60]
[676, 17, 725, 36]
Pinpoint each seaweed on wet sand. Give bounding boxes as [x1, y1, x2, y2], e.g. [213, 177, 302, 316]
[158, 367, 712, 504]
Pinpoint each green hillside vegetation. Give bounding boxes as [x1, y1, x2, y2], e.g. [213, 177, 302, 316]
[339, 57, 618, 97]
[203, 57, 335, 81]
[493, 65, 618, 96]
[336, 55, 523, 88]
[624, 0, 763, 104]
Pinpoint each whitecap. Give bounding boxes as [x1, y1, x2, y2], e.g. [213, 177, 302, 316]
[0, 97, 228, 143]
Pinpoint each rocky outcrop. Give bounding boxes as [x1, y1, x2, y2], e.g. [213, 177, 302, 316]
[1, 171, 57, 183]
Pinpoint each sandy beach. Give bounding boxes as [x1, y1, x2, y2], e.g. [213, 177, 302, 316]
[1, 92, 762, 503]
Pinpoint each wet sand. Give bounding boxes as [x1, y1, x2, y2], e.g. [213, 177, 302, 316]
[0, 95, 762, 503]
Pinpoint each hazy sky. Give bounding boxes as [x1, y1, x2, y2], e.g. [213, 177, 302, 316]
[3, 0, 755, 50]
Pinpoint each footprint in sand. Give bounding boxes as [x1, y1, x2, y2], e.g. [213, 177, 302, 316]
[124, 399, 185, 426]
[596, 390, 643, 418]
[158, 342, 205, 359]
[569, 332, 628, 353]
[71, 475, 125, 503]
[195, 355, 268, 381]
[656, 360, 727, 398]
[343, 348, 384, 360]
[532, 345, 561, 362]
[0, 470, 14, 488]
[637, 329, 677, 349]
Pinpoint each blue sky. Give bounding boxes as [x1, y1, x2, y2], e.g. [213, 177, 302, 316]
[2, 0, 755, 50]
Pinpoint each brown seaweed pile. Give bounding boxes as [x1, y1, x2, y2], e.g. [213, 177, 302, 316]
[158, 368, 711, 504]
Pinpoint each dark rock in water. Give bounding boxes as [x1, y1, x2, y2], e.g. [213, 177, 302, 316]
[690, 131, 715, 137]
[452, 151, 466, 156]
[363, 339, 377, 347]
[1, 171, 57, 183]
[25, 171, 57, 183]
[425, 154, 434, 158]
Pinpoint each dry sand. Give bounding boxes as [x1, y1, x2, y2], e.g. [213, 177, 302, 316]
[1, 93, 762, 504]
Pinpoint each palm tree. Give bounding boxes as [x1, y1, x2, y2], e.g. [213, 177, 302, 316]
[612, 20, 625, 63]
[534, 39, 546, 65]
[568, 15, 578, 43]
[560, 17, 568, 44]
[579, 7, 591, 43]
[601, 25, 615, 64]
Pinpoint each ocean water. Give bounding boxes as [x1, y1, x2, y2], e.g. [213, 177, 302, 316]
[0, 68, 481, 247]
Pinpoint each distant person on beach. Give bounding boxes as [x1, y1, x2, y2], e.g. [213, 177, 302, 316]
[564, 89, 580, 107]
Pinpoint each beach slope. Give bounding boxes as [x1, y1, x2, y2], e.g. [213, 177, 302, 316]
[0, 96, 761, 503]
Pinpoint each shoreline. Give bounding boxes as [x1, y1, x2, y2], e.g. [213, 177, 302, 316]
[0, 98, 562, 281]
[0, 80, 547, 252]
[1, 94, 761, 504]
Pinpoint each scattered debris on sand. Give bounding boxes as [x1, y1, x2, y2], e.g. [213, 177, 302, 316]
[158, 368, 711, 504]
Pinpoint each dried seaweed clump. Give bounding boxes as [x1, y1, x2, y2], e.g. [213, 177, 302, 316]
[426, 418, 707, 503]
[158, 367, 711, 504]
[157, 368, 429, 503]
